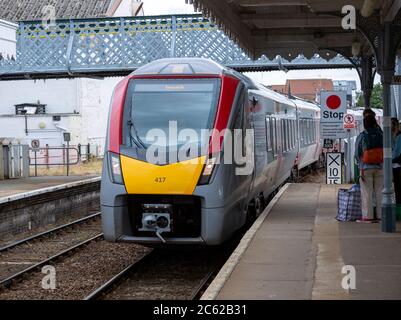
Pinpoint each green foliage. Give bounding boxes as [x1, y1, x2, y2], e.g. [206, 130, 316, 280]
[356, 83, 383, 109]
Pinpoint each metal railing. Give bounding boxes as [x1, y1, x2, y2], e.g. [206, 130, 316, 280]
[0, 15, 354, 80]
[29, 146, 80, 176]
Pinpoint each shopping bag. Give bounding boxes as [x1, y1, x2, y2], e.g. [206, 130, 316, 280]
[336, 184, 362, 221]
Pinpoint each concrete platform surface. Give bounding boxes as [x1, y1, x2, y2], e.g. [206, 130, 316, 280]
[0, 175, 100, 201]
[203, 183, 401, 300]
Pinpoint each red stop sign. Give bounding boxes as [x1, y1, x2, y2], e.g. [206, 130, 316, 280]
[326, 95, 341, 110]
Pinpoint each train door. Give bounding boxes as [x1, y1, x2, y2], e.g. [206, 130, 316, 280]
[227, 89, 254, 223]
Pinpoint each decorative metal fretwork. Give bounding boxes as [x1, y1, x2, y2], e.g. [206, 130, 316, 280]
[0, 14, 354, 80]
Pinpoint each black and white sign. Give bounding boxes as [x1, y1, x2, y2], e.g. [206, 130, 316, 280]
[31, 139, 40, 149]
[323, 139, 334, 149]
[320, 91, 347, 139]
[63, 132, 71, 142]
[326, 152, 342, 184]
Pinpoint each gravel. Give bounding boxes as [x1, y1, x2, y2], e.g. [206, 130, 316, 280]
[0, 217, 101, 282]
[0, 205, 100, 248]
[0, 239, 151, 300]
[103, 247, 235, 300]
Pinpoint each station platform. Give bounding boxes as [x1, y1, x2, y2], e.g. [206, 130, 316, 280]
[202, 183, 401, 300]
[0, 175, 100, 202]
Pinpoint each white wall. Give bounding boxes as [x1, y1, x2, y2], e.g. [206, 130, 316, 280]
[0, 0, 132, 152]
[0, 79, 80, 115]
[0, 19, 17, 58]
[78, 77, 123, 155]
[0, 114, 80, 146]
[0, 76, 122, 152]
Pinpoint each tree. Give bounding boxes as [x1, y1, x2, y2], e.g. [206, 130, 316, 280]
[356, 83, 383, 108]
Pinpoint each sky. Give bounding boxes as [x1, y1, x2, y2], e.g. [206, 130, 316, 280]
[141, 0, 380, 90]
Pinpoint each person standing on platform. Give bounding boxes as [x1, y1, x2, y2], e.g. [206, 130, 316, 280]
[355, 115, 384, 223]
[354, 108, 381, 183]
[391, 118, 401, 220]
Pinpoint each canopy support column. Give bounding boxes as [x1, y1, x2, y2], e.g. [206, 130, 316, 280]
[379, 23, 396, 232]
[357, 11, 401, 232]
[360, 54, 375, 109]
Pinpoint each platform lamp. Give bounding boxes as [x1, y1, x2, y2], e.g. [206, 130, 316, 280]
[352, 40, 362, 57]
[360, 0, 378, 17]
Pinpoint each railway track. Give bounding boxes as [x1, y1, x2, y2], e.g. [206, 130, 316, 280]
[84, 247, 230, 300]
[0, 213, 102, 287]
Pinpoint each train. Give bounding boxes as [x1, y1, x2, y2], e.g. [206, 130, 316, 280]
[101, 58, 321, 246]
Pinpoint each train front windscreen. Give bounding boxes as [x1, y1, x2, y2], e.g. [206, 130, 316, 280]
[125, 78, 221, 149]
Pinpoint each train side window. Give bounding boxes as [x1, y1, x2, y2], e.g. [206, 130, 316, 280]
[311, 119, 314, 144]
[293, 120, 297, 148]
[265, 116, 272, 152]
[305, 119, 309, 145]
[299, 119, 303, 146]
[285, 119, 290, 152]
[286, 120, 290, 151]
[271, 117, 277, 156]
[312, 119, 316, 143]
[291, 120, 295, 149]
[282, 120, 287, 152]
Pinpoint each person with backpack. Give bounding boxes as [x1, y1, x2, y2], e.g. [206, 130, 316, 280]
[391, 118, 401, 219]
[355, 115, 383, 223]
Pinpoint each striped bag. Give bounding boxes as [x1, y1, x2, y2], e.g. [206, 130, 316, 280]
[336, 184, 362, 221]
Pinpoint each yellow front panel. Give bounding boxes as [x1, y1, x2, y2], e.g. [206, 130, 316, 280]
[121, 155, 206, 195]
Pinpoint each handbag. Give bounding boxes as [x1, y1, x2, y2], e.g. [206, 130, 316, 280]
[336, 184, 362, 221]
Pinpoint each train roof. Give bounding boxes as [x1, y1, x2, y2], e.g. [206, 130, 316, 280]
[290, 96, 320, 112]
[131, 58, 230, 76]
[131, 58, 319, 110]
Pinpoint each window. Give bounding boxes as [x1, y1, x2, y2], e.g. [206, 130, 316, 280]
[282, 120, 287, 152]
[265, 116, 272, 152]
[300, 119, 304, 145]
[125, 78, 220, 148]
[312, 119, 316, 143]
[287, 120, 290, 151]
[15, 104, 46, 115]
[271, 117, 277, 156]
[293, 120, 297, 148]
[290, 120, 295, 149]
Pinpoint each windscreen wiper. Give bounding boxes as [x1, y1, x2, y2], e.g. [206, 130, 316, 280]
[128, 119, 146, 149]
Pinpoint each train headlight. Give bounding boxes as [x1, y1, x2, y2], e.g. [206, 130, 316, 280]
[109, 152, 123, 184]
[198, 155, 218, 185]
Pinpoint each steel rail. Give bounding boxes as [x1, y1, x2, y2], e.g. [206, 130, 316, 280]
[0, 233, 103, 288]
[0, 212, 101, 253]
[189, 269, 217, 300]
[84, 250, 154, 300]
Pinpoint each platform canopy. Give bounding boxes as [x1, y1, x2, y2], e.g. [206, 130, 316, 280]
[186, 0, 401, 61]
